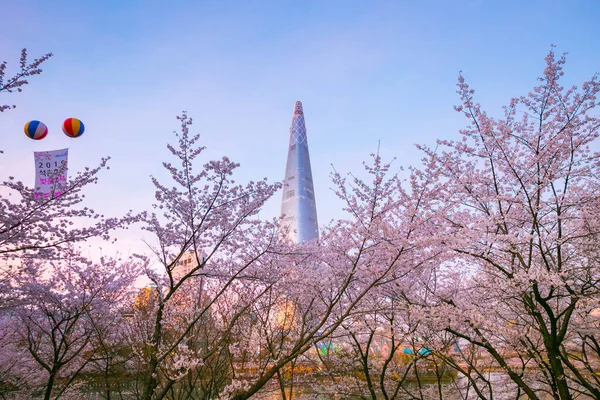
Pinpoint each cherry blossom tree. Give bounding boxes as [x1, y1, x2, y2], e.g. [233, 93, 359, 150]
[416, 49, 600, 399]
[223, 152, 441, 400]
[291, 152, 453, 400]
[0, 49, 150, 400]
[124, 112, 281, 400]
[0, 251, 141, 400]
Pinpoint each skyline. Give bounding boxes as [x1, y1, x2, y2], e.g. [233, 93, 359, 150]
[1, 0, 599, 255]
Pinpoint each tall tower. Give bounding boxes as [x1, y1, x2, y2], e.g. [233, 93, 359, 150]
[280, 101, 319, 243]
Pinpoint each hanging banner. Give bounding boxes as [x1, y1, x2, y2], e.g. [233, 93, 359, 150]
[34, 148, 68, 199]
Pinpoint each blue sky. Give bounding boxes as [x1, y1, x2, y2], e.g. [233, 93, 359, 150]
[1, 0, 599, 255]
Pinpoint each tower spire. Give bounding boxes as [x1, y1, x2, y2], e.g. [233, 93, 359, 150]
[280, 101, 319, 243]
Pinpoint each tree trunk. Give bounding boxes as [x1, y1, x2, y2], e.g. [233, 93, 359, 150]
[141, 302, 165, 400]
[546, 345, 572, 400]
[43, 370, 57, 400]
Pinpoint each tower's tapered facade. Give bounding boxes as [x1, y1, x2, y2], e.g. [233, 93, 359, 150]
[280, 101, 319, 243]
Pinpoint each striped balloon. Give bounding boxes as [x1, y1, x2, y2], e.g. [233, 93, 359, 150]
[24, 120, 48, 140]
[62, 118, 85, 138]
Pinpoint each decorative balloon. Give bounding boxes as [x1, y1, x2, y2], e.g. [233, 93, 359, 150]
[24, 120, 48, 140]
[62, 118, 85, 138]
